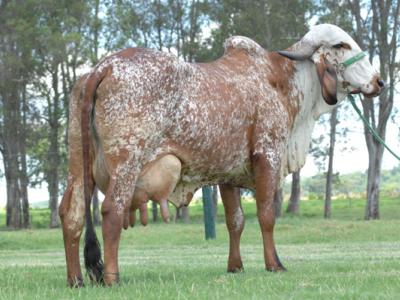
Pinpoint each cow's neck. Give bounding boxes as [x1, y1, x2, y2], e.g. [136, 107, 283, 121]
[283, 59, 341, 175]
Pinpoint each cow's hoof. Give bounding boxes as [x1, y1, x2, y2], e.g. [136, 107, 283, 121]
[227, 261, 244, 273]
[227, 266, 244, 273]
[67, 277, 84, 288]
[103, 273, 120, 286]
[266, 266, 287, 272]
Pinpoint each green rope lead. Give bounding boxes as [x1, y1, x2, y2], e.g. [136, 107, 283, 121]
[348, 94, 400, 162]
[342, 51, 366, 67]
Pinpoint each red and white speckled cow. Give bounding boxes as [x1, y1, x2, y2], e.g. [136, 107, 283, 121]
[59, 24, 384, 287]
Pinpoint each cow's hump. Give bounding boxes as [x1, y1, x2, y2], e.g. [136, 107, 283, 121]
[224, 36, 264, 56]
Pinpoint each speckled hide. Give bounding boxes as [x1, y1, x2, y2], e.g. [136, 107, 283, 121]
[60, 24, 383, 286]
[83, 30, 382, 213]
[90, 39, 303, 210]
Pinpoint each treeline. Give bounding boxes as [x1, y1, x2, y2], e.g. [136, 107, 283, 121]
[284, 166, 400, 200]
[0, 0, 398, 228]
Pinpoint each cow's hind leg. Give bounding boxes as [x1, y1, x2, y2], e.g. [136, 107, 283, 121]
[252, 154, 286, 272]
[59, 174, 86, 287]
[101, 161, 138, 285]
[220, 184, 245, 272]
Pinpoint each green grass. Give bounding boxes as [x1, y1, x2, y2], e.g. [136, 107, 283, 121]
[1, 197, 400, 299]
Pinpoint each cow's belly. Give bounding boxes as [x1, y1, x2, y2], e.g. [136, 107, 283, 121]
[160, 128, 254, 206]
[94, 145, 254, 209]
[167, 154, 254, 207]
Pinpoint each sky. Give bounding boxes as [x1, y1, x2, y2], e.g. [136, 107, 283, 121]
[302, 96, 400, 177]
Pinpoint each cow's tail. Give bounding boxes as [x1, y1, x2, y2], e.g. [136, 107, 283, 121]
[81, 66, 109, 283]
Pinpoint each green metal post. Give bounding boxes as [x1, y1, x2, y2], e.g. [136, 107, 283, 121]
[202, 186, 216, 240]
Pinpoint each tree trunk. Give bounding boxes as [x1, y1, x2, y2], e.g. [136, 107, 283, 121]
[91, 0, 101, 66]
[2, 84, 23, 229]
[274, 188, 283, 218]
[155, 0, 164, 51]
[175, 206, 190, 223]
[181, 206, 190, 223]
[3, 138, 22, 229]
[325, 107, 338, 219]
[20, 135, 30, 229]
[5, 179, 11, 227]
[287, 170, 300, 214]
[48, 164, 60, 228]
[152, 201, 158, 222]
[174, 206, 182, 222]
[364, 141, 383, 219]
[48, 66, 61, 228]
[10, 176, 22, 228]
[20, 85, 30, 227]
[349, 0, 399, 220]
[187, 0, 199, 62]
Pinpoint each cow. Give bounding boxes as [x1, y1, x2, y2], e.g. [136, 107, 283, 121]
[59, 24, 384, 287]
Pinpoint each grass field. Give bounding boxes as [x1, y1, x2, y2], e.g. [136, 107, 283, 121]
[1, 197, 400, 299]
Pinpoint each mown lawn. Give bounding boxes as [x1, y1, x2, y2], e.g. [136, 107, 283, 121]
[0, 197, 400, 299]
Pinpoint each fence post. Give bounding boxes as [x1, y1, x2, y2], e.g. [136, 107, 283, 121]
[202, 186, 216, 240]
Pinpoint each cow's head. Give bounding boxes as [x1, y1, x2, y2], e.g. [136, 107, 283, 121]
[278, 24, 384, 105]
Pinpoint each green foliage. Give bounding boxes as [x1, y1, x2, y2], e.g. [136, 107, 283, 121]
[316, 0, 353, 30]
[200, 0, 314, 61]
[293, 167, 400, 199]
[103, 0, 211, 62]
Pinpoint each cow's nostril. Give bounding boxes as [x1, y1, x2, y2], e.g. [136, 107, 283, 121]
[377, 79, 385, 88]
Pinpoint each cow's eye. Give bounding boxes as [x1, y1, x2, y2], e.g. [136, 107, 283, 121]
[332, 42, 351, 50]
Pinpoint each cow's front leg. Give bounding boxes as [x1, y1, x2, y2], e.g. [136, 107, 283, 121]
[220, 184, 244, 272]
[102, 164, 138, 286]
[252, 153, 286, 271]
[59, 174, 87, 287]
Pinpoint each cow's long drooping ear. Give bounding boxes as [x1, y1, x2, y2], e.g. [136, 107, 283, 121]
[315, 55, 338, 105]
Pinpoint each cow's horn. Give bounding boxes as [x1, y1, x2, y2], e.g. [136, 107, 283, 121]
[278, 39, 317, 61]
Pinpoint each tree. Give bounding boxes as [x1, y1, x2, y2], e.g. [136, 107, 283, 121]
[32, 0, 90, 227]
[202, 0, 313, 61]
[273, 188, 283, 218]
[0, 0, 41, 228]
[88, 0, 102, 66]
[175, 206, 190, 223]
[324, 107, 338, 218]
[316, 0, 354, 218]
[348, 0, 400, 219]
[287, 171, 301, 214]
